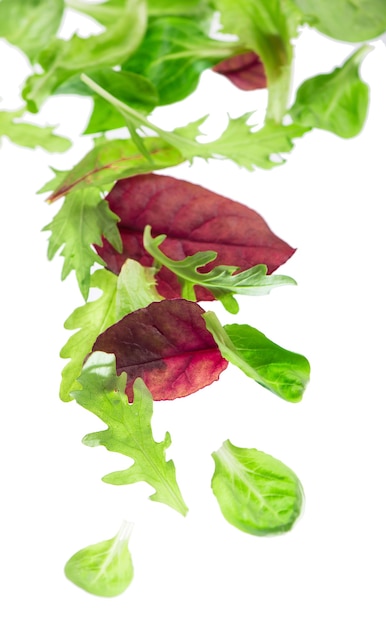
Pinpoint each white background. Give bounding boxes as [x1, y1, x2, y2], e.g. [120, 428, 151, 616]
[1, 10, 386, 625]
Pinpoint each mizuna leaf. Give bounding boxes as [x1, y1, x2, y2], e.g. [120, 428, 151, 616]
[211, 439, 304, 536]
[204, 312, 310, 402]
[0, 110, 71, 152]
[212, 52, 267, 91]
[92, 299, 228, 401]
[46, 138, 183, 203]
[43, 188, 122, 299]
[143, 225, 296, 313]
[64, 520, 134, 597]
[72, 352, 188, 516]
[96, 173, 296, 301]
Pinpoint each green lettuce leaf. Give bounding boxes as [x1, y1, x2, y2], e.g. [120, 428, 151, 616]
[212, 439, 304, 535]
[60, 261, 162, 401]
[22, 0, 147, 112]
[65, 520, 134, 597]
[0, 0, 64, 62]
[43, 188, 122, 299]
[204, 312, 310, 402]
[290, 45, 371, 138]
[72, 351, 188, 516]
[144, 225, 296, 313]
[0, 109, 71, 152]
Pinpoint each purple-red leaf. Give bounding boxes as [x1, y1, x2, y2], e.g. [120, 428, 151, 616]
[92, 299, 228, 401]
[96, 174, 295, 300]
[213, 52, 267, 91]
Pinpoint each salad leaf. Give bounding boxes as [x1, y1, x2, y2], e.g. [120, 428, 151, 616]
[96, 173, 295, 301]
[46, 138, 183, 202]
[290, 45, 371, 138]
[43, 188, 122, 299]
[22, 0, 147, 112]
[92, 299, 228, 401]
[213, 0, 302, 122]
[122, 16, 239, 105]
[144, 225, 296, 314]
[211, 439, 303, 535]
[292, 0, 386, 42]
[147, 0, 210, 16]
[204, 312, 310, 402]
[72, 351, 188, 515]
[65, 520, 134, 597]
[212, 52, 267, 91]
[0, 109, 71, 152]
[60, 261, 162, 401]
[0, 0, 64, 62]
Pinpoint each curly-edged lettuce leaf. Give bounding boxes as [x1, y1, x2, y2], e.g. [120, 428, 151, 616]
[212, 439, 304, 535]
[22, 0, 147, 112]
[291, 0, 386, 42]
[0, 109, 71, 152]
[290, 45, 371, 138]
[65, 520, 134, 597]
[0, 0, 64, 62]
[72, 351, 188, 516]
[204, 312, 310, 402]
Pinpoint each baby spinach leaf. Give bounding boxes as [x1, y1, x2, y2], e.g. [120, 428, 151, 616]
[72, 351, 188, 515]
[43, 189, 122, 299]
[211, 439, 303, 535]
[92, 299, 228, 401]
[292, 0, 386, 42]
[65, 520, 134, 597]
[0, 109, 71, 152]
[22, 0, 147, 112]
[47, 138, 183, 202]
[144, 225, 296, 313]
[213, 52, 267, 91]
[204, 312, 310, 402]
[0, 0, 64, 62]
[96, 173, 295, 301]
[60, 261, 161, 402]
[122, 16, 239, 105]
[290, 45, 371, 138]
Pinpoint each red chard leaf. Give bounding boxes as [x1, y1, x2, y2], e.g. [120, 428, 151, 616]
[96, 174, 295, 300]
[213, 52, 267, 91]
[92, 299, 228, 401]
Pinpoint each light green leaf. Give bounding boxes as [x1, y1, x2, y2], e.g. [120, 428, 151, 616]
[147, 0, 210, 16]
[144, 225, 296, 313]
[0, 0, 64, 62]
[46, 137, 183, 202]
[42, 188, 122, 299]
[292, 0, 386, 42]
[65, 520, 134, 597]
[212, 439, 304, 535]
[115, 259, 163, 319]
[204, 312, 310, 402]
[22, 0, 147, 112]
[290, 45, 371, 138]
[0, 110, 71, 152]
[72, 352, 188, 516]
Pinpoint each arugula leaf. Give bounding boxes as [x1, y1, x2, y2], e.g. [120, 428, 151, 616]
[204, 312, 310, 402]
[72, 351, 189, 516]
[92, 299, 228, 401]
[46, 137, 183, 202]
[43, 188, 122, 299]
[214, 0, 302, 122]
[65, 520, 134, 597]
[22, 0, 148, 112]
[0, 0, 64, 62]
[60, 261, 162, 402]
[144, 225, 296, 313]
[212, 439, 303, 535]
[290, 46, 371, 138]
[122, 16, 240, 105]
[292, 0, 386, 42]
[0, 109, 71, 152]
